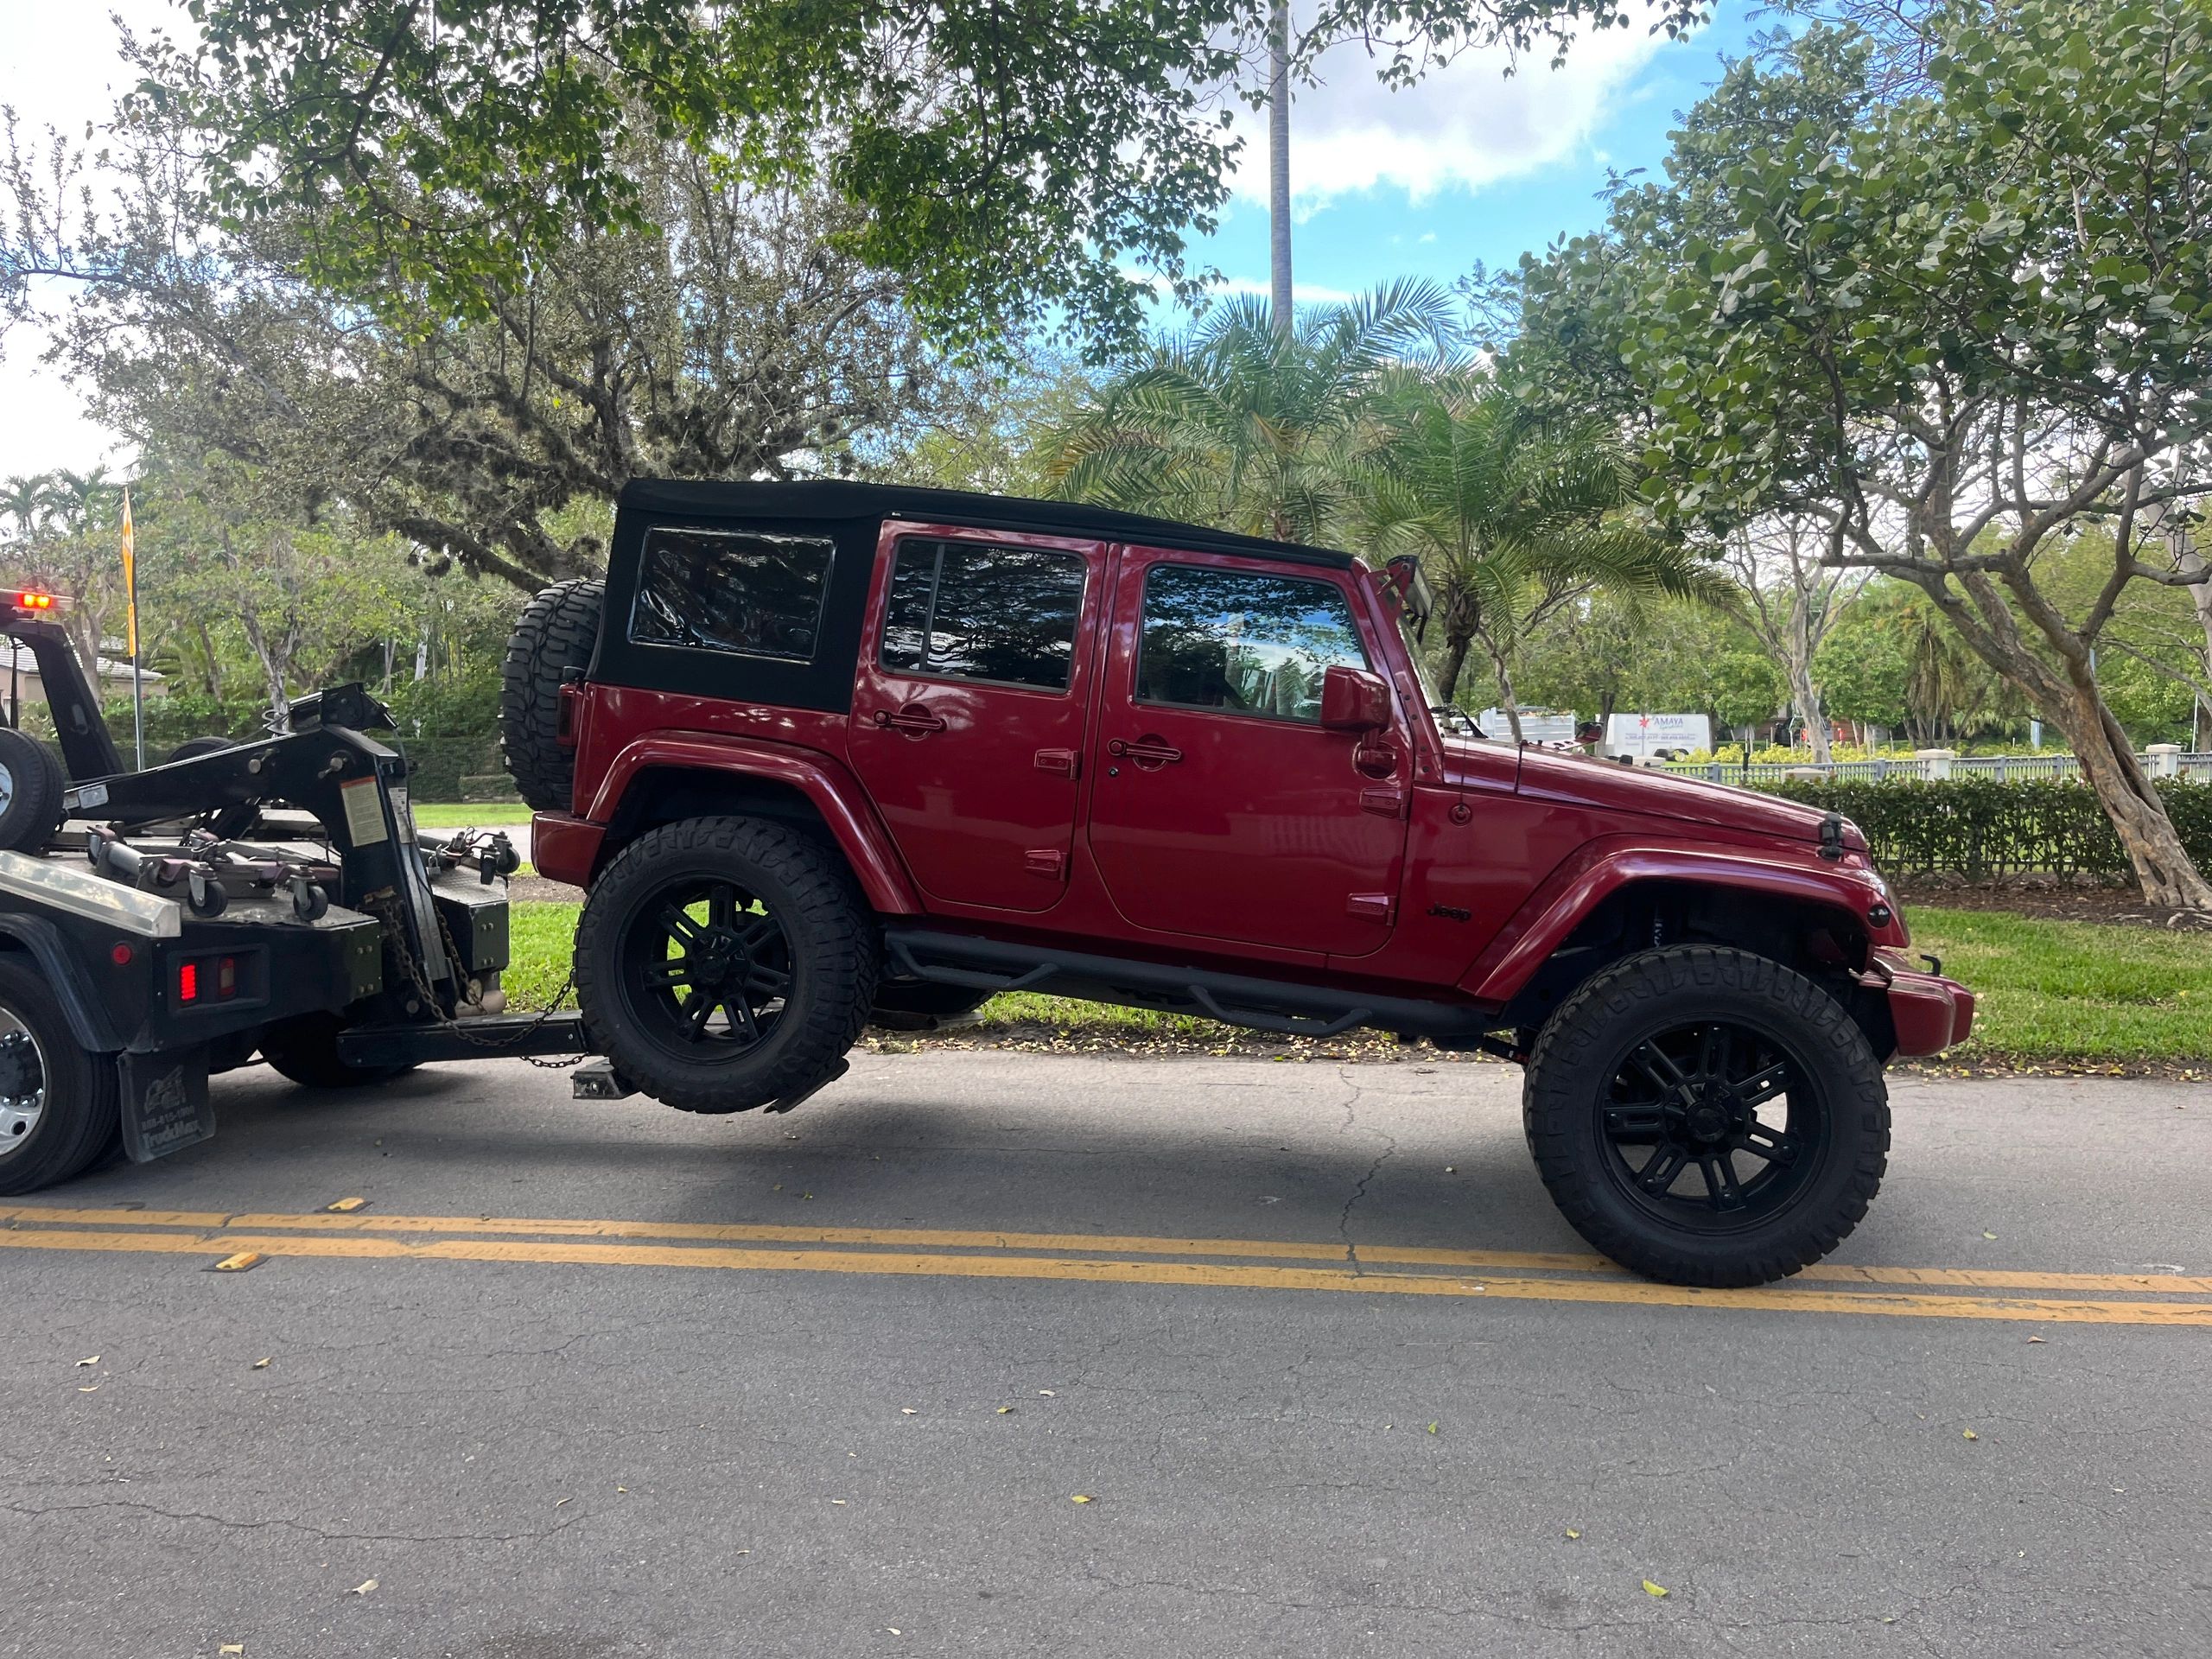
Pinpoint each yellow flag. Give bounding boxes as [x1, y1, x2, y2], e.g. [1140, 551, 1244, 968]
[120, 487, 138, 658]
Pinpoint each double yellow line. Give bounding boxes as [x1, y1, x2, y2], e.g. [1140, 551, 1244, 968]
[5, 1203, 2209, 1326]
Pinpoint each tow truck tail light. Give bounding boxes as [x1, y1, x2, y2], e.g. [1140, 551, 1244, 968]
[175, 955, 240, 1006]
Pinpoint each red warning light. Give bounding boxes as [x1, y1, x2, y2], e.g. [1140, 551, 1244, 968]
[13, 591, 55, 611]
[177, 961, 199, 1003]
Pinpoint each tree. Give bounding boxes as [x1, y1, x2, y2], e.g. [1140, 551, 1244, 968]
[8, 105, 979, 592]
[109, 2, 1704, 357]
[1719, 517, 1867, 762]
[1349, 368, 1713, 735]
[1512, 2, 2212, 907]
[1040, 282, 1456, 543]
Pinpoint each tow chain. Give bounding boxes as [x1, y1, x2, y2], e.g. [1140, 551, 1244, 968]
[363, 890, 588, 1070]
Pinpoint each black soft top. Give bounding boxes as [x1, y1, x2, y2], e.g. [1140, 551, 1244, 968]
[619, 478, 1357, 572]
[596, 478, 1360, 715]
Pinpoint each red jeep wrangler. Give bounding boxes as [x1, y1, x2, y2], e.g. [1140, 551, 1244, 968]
[505, 480, 1973, 1287]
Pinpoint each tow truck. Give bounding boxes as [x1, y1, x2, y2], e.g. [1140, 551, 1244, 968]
[0, 590, 593, 1196]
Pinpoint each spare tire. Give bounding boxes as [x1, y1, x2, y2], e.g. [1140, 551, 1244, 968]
[500, 577, 604, 814]
[0, 728, 66, 853]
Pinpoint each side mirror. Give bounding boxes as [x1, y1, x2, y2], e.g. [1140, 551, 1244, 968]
[1319, 664, 1391, 734]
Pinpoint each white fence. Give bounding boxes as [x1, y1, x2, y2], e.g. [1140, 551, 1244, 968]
[1655, 747, 2212, 787]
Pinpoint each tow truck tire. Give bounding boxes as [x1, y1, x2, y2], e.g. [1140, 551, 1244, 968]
[575, 817, 877, 1115]
[0, 728, 65, 854]
[260, 1014, 417, 1089]
[0, 957, 121, 1195]
[1521, 946, 1889, 1288]
[501, 578, 603, 814]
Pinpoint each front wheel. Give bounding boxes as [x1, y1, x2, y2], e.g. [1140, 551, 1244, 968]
[1522, 946, 1889, 1287]
[574, 817, 877, 1116]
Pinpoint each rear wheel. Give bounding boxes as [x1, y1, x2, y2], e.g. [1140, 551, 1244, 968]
[1522, 946, 1888, 1287]
[260, 1013, 416, 1089]
[0, 957, 120, 1196]
[0, 728, 65, 853]
[575, 817, 877, 1115]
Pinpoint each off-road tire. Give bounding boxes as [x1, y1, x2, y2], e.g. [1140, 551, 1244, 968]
[870, 981, 992, 1032]
[575, 817, 877, 1115]
[0, 728, 65, 853]
[1522, 945, 1889, 1287]
[0, 956, 122, 1195]
[500, 577, 604, 813]
[260, 1013, 417, 1088]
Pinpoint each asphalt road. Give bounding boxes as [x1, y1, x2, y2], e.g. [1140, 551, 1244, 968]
[5, 1052, 2210, 1659]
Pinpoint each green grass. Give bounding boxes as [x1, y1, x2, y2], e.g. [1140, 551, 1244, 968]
[413, 801, 531, 829]
[498, 899, 2212, 1070]
[1909, 906, 2210, 1068]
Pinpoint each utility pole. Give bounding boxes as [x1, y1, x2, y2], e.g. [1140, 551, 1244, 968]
[1268, 0, 1293, 335]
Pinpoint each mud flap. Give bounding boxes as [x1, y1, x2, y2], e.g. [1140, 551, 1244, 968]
[118, 1048, 214, 1163]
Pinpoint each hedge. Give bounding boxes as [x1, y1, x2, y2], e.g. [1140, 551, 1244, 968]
[1771, 777, 2212, 881]
[90, 673, 505, 800]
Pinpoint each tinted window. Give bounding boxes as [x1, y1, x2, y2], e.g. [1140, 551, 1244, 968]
[631, 527, 835, 662]
[1136, 565, 1368, 723]
[879, 539, 1086, 691]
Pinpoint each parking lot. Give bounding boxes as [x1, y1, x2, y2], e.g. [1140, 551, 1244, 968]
[8, 1052, 2211, 1658]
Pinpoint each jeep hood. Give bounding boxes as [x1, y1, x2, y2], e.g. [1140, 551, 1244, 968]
[1489, 743, 1838, 845]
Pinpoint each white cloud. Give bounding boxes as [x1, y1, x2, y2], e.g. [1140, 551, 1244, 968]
[1225, 19, 1681, 208]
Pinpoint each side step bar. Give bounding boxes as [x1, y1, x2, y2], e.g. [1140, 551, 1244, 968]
[337, 1011, 593, 1066]
[883, 927, 1492, 1044]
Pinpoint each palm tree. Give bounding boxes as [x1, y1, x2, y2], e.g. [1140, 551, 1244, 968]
[0, 474, 54, 543]
[1349, 368, 1714, 741]
[1042, 280, 1456, 544]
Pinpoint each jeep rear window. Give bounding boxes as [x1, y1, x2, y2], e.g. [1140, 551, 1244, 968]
[1135, 564, 1368, 722]
[630, 527, 836, 662]
[879, 539, 1086, 691]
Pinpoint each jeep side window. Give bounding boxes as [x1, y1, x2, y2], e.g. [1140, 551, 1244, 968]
[630, 527, 836, 663]
[879, 538, 1087, 691]
[1135, 565, 1369, 723]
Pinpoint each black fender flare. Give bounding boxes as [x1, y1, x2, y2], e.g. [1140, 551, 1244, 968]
[0, 913, 124, 1052]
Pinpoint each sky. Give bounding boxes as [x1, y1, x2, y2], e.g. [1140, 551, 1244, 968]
[0, 0, 1761, 478]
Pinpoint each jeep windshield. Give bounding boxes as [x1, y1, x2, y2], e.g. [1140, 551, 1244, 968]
[1378, 557, 1484, 741]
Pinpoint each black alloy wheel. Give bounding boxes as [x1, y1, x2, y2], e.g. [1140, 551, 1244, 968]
[1598, 1019, 1822, 1231]
[624, 877, 795, 1056]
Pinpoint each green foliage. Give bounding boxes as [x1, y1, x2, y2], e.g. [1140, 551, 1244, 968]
[92, 671, 507, 797]
[1349, 365, 1713, 709]
[145, 0, 1703, 353]
[1509, 0, 2212, 899]
[1043, 283, 1457, 541]
[1774, 778, 2212, 881]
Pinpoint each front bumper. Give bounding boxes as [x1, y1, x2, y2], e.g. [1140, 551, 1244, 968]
[1871, 951, 1976, 1057]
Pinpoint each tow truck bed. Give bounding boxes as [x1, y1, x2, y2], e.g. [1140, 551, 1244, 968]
[0, 596, 594, 1194]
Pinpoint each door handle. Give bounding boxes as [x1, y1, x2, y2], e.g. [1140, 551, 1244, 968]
[1107, 737, 1183, 767]
[1033, 747, 1080, 779]
[874, 706, 945, 734]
